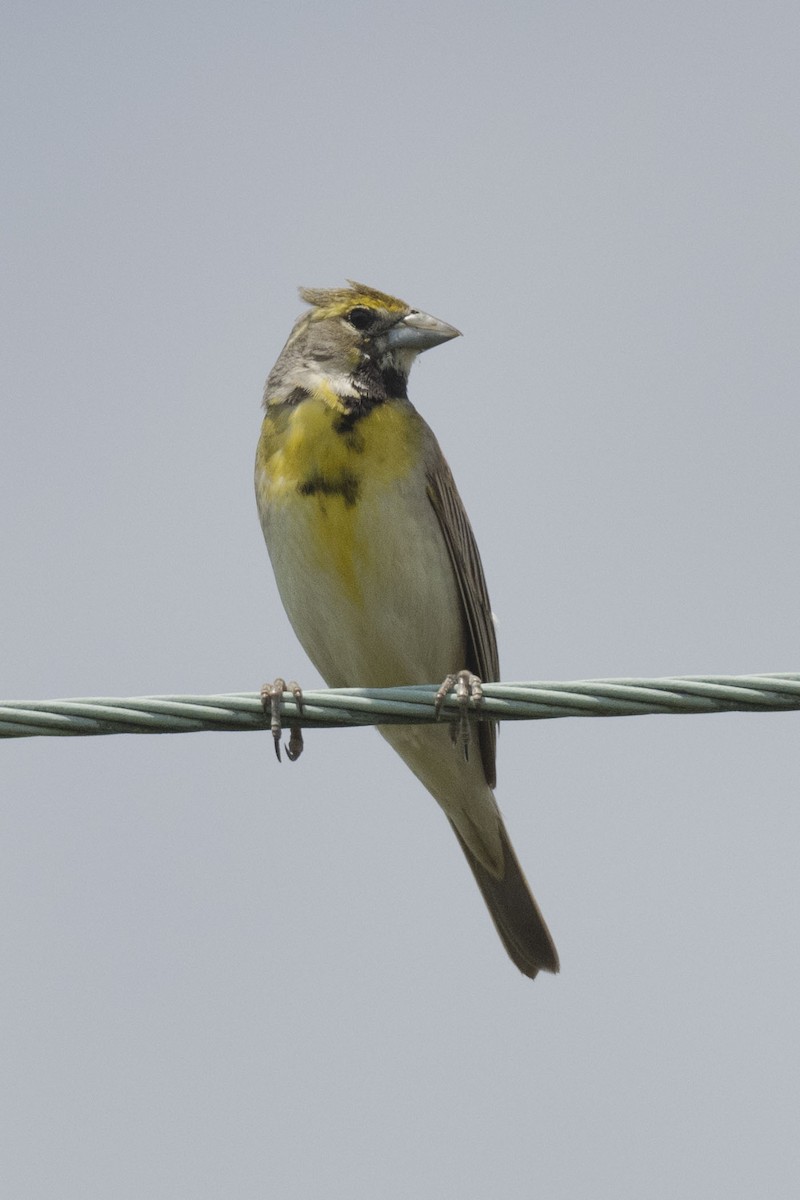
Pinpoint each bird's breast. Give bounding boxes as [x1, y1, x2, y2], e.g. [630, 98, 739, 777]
[255, 396, 463, 686]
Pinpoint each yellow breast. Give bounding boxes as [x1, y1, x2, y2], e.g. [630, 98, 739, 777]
[255, 393, 423, 607]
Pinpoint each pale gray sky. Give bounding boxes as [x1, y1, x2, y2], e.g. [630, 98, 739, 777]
[2, 2, 799, 1197]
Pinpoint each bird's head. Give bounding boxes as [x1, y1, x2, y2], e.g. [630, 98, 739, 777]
[264, 282, 460, 408]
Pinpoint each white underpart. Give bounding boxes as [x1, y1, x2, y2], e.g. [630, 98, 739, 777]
[257, 450, 504, 872]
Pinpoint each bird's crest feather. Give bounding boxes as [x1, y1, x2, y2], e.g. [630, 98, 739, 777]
[298, 282, 409, 319]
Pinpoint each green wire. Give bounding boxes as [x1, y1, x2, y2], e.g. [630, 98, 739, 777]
[1, 674, 799, 739]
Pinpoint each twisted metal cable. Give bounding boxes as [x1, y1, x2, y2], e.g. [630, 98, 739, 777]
[2, 673, 799, 739]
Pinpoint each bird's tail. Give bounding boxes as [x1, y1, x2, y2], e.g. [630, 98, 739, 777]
[449, 816, 560, 979]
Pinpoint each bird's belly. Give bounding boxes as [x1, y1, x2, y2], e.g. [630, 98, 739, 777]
[259, 472, 465, 689]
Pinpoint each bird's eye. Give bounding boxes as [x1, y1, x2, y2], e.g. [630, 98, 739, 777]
[346, 306, 377, 331]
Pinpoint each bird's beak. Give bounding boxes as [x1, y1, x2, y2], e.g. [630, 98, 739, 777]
[382, 309, 462, 354]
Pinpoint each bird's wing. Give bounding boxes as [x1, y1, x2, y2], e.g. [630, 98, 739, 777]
[426, 454, 499, 788]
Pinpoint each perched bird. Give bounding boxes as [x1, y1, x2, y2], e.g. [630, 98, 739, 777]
[254, 282, 558, 978]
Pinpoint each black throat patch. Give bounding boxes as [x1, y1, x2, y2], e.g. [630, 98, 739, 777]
[332, 361, 408, 441]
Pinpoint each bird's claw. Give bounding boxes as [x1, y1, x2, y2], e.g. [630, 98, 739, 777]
[260, 678, 304, 762]
[434, 669, 484, 761]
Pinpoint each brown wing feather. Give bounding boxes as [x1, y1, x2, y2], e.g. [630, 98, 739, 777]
[426, 455, 499, 788]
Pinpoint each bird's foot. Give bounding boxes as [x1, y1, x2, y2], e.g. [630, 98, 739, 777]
[434, 669, 484, 761]
[260, 678, 304, 762]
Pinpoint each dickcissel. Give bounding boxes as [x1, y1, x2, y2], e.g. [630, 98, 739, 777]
[254, 282, 558, 979]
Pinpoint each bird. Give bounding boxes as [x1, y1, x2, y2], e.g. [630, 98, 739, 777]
[254, 282, 559, 979]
